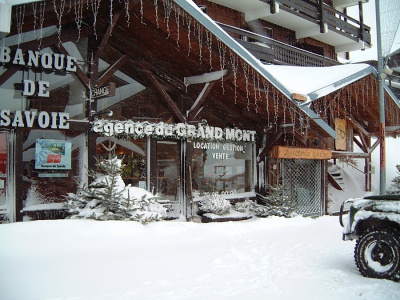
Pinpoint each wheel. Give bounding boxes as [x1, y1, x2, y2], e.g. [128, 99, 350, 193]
[355, 227, 400, 280]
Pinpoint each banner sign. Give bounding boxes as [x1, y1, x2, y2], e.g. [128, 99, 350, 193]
[35, 139, 72, 170]
[270, 146, 332, 160]
[92, 120, 256, 142]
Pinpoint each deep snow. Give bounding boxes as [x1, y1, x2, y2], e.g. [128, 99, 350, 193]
[1, 216, 399, 300]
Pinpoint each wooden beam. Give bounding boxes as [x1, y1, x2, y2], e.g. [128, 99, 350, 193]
[257, 130, 283, 162]
[140, 61, 187, 91]
[97, 54, 129, 86]
[346, 116, 371, 138]
[140, 63, 185, 123]
[55, 43, 90, 87]
[188, 82, 215, 121]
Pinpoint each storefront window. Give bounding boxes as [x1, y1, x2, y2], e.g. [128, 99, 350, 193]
[189, 141, 254, 197]
[96, 137, 147, 189]
[22, 130, 85, 208]
[0, 41, 87, 120]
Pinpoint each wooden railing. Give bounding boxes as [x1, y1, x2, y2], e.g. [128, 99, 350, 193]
[262, 0, 371, 45]
[218, 22, 340, 67]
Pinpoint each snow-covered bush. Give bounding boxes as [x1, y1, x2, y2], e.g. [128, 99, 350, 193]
[198, 193, 231, 215]
[234, 200, 269, 217]
[64, 156, 166, 224]
[256, 179, 297, 217]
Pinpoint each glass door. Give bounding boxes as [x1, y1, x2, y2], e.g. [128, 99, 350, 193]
[157, 140, 181, 218]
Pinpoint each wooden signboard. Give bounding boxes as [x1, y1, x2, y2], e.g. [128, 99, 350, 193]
[270, 146, 332, 160]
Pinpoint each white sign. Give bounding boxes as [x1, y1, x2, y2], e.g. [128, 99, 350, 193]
[0, 110, 69, 129]
[92, 120, 256, 142]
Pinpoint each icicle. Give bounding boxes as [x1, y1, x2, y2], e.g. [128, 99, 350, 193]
[206, 30, 212, 71]
[252, 70, 259, 113]
[174, 5, 181, 46]
[186, 16, 192, 54]
[263, 80, 270, 126]
[289, 106, 295, 146]
[241, 60, 250, 110]
[163, 0, 173, 38]
[273, 88, 278, 128]
[110, 0, 114, 30]
[16, 5, 26, 47]
[154, 0, 159, 28]
[74, 0, 84, 41]
[197, 22, 203, 63]
[91, 0, 101, 39]
[229, 51, 238, 104]
[53, 0, 66, 45]
[140, 0, 145, 24]
[218, 39, 226, 93]
[37, 2, 46, 51]
[32, 2, 38, 38]
[124, 0, 131, 27]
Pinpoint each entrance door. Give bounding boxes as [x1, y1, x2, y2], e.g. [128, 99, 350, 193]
[157, 140, 181, 218]
[282, 159, 322, 216]
[0, 132, 9, 222]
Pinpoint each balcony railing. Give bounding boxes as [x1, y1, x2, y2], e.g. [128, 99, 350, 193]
[218, 22, 340, 67]
[262, 0, 371, 46]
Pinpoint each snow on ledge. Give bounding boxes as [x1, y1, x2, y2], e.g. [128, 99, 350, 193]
[22, 203, 66, 212]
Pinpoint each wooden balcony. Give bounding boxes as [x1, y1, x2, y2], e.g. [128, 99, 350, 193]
[208, 0, 371, 52]
[218, 22, 340, 67]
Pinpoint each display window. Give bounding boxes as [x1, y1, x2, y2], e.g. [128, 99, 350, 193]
[96, 137, 147, 188]
[189, 141, 254, 197]
[22, 130, 85, 208]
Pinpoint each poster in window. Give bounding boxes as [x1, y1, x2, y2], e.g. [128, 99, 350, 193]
[35, 139, 72, 170]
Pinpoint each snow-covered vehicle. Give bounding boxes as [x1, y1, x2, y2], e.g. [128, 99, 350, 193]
[339, 195, 400, 281]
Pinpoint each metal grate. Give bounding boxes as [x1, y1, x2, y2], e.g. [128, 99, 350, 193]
[282, 159, 322, 216]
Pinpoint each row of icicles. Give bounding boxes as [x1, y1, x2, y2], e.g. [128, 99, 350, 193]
[8, 0, 399, 144]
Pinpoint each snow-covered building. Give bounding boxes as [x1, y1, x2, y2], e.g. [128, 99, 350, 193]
[0, 0, 399, 222]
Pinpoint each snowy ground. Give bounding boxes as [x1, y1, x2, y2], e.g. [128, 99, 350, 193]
[1, 216, 399, 300]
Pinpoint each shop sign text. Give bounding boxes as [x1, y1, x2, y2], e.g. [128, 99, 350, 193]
[0, 110, 69, 129]
[92, 120, 256, 142]
[0, 46, 78, 98]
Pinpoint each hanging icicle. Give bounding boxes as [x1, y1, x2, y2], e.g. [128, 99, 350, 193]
[124, 0, 131, 27]
[16, 5, 26, 47]
[217, 39, 226, 93]
[74, 0, 84, 41]
[263, 79, 270, 127]
[140, 0, 146, 24]
[37, 1, 46, 50]
[197, 21, 203, 63]
[154, 0, 159, 28]
[31, 2, 38, 38]
[53, 0, 66, 45]
[205, 29, 213, 71]
[90, 0, 101, 39]
[241, 60, 250, 110]
[163, 0, 173, 38]
[174, 4, 181, 46]
[229, 51, 238, 104]
[273, 88, 278, 129]
[252, 70, 259, 113]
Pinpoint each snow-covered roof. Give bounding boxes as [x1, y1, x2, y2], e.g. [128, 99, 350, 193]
[174, 0, 383, 138]
[173, 0, 400, 140]
[262, 63, 376, 102]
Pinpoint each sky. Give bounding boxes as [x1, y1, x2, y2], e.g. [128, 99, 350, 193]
[347, 0, 400, 62]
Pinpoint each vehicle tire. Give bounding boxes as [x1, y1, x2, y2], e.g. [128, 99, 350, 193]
[355, 227, 400, 280]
